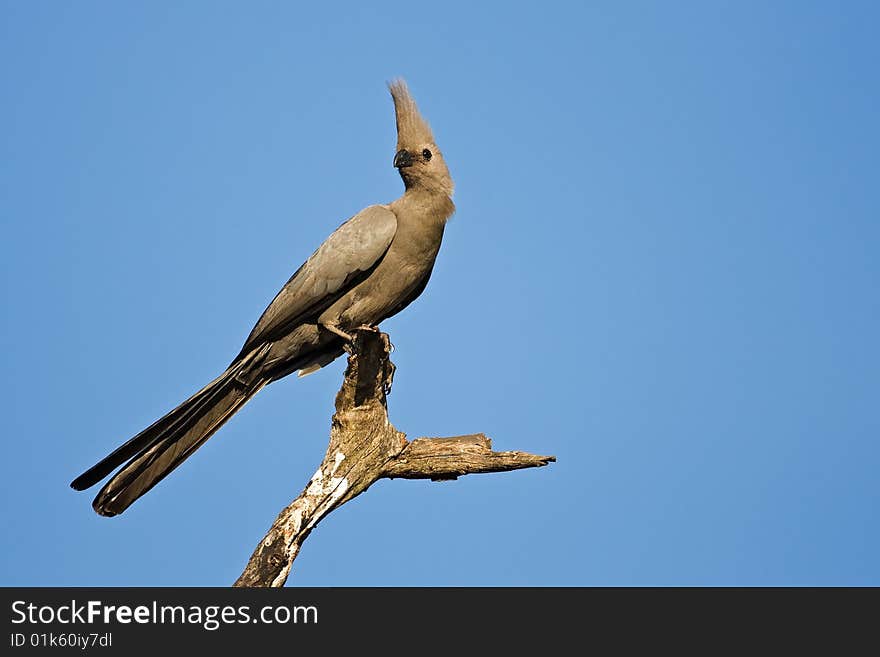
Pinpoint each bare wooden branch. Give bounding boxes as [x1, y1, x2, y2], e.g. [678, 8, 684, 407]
[234, 329, 555, 587]
[383, 435, 555, 481]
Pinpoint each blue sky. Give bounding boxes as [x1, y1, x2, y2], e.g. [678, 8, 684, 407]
[2, 1, 878, 586]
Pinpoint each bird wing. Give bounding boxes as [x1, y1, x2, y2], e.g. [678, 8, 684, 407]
[235, 204, 397, 358]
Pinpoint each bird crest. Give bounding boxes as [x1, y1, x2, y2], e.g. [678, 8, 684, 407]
[389, 79, 434, 150]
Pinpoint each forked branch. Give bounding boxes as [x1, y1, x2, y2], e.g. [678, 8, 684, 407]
[234, 330, 555, 587]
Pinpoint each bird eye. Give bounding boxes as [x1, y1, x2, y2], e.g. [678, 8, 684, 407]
[422, 148, 432, 160]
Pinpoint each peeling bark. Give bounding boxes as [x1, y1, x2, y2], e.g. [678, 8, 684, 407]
[234, 330, 555, 587]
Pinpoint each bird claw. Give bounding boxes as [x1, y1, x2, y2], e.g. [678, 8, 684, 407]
[334, 324, 386, 357]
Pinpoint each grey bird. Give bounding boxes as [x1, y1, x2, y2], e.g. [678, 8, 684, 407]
[71, 80, 455, 516]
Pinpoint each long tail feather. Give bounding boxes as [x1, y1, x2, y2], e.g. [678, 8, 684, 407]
[71, 346, 270, 516]
[69, 369, 231, 491]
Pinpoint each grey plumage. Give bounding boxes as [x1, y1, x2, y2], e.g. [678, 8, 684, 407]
[71, 80, 455, 516]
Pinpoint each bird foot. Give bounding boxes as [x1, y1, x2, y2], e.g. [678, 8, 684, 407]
[326, 323, 386, 355]
[353, 324, 380, 334]
[350, 325, 385, 354]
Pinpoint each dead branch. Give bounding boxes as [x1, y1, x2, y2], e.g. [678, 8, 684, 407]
[233, 330, 555, 587]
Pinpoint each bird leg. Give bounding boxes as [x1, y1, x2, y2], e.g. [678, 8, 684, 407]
[321, 323, 385, 354]
[320, 323, 356, 352]
[321, 323, 382, 342]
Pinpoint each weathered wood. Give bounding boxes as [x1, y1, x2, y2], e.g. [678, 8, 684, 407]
[383, 434, 555, 481]
[234, 329, 554, 587]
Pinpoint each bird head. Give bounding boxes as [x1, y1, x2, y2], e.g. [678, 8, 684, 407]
[389, 79, 453, 197]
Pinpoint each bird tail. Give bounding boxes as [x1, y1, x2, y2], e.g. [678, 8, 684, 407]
[70, 345, 271, 517]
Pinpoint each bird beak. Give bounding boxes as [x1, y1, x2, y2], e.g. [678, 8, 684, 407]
[393, 149, 414, 168]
